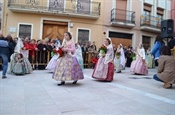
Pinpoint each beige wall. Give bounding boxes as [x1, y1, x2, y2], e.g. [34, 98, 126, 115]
[2, 0, 105, 47]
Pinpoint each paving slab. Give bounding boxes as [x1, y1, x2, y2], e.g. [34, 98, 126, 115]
[0, 68, 175, 115]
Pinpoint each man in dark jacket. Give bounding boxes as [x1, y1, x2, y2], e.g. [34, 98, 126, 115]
[0, 33, 10, 79]
[168, 36, 175, 49]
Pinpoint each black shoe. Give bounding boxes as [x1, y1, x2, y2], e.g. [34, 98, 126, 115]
[2, 76, 7, 79]
[57, 81, 65, 86]
[72, 81, 77, 84]
[116, 71, 121, 73]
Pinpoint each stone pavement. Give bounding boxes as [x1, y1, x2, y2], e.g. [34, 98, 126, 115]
[0, 68, 175, 115]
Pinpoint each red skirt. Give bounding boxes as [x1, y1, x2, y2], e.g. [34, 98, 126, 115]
[92, 62, 114, 82]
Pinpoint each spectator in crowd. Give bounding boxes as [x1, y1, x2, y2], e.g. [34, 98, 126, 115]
[91, 41, 97, 51]
[37, 40, 48, 70]
[168, 35, 175, 49]
[151, 35, 165, 66]
[29, 39, 37, 64]
[0, 32, 10, 79]
[153, 46, 175, 89]
[6, 35, 16, 60]
[125, 46, 134, 67]
[23, 37, 30, 50]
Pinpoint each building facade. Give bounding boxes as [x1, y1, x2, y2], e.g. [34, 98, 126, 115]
[1, 0, 172, 49]
[0, 0, 3, 30]
[104, 0, 171, 50]
[171, 0, 175, 33]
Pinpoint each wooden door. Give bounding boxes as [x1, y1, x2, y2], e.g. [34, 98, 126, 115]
[42, 21, 68, 41]
[111, 37, 132, 48]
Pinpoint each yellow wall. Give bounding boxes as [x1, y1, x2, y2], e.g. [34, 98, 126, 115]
[1, 0, 172, 48]
[2, 0, 105, 47]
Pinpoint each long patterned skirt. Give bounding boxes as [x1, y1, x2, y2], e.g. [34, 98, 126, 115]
[92, 57, 114, 82]
[130, 57, 148, 75]
[146, 54, 155, 69]
[52, 54, 84, 81]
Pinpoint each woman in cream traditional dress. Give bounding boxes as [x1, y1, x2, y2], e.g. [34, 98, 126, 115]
[146, 47, 155, 69]
[46, 40, 61, 72]
[92, 38, 114, 82]
[52, 32, 84, 86]
[130, 43, 148, 75]
[114, 44, 126, 73]
[74, 43, 84, 70]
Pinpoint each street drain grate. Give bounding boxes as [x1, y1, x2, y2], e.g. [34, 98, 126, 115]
[142, 77, 152, 79]
[128, 77, 141, 79]
[128, 77, 152, 79]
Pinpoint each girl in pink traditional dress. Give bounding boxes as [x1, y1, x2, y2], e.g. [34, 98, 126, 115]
[52, 32, 84, 86]
[130, 43, 148, 75]
[92, 38, 114, 82]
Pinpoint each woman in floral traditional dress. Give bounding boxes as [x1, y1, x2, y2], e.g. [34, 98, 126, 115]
[92, 38, 114, 82]
[52, 32, 84, 86]
[130, 43, 148, 75]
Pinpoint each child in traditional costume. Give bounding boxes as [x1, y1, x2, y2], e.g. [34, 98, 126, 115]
[92, 38, 114, 82]
[114, 44, 126, 73]
[8, 38, 32, 75]
[46, 40, 61, 72]
[52, 32, 84, 86]
[130, 43, 148, 75]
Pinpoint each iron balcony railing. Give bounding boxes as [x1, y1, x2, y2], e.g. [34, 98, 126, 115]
[8, 0, 101, 17]
[111, 8, 135, 24]
[140, 14, 163, 29]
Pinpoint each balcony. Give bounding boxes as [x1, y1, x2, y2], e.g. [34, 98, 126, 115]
[140, 15, 162, 33]
[111, 8, 136, 28]
[8, 0, 101, 19]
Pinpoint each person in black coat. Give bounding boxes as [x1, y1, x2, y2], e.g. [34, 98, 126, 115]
[37, 40, 48, 70]
[168, 36, 175, 49]
[0, 33, 10, 79]
[6, 35, 17, 61]
[125, 46, 133, 67]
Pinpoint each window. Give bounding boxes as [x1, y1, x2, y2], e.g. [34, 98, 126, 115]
[49, 0, 64, 11]
[143, 3, 152, 22]
[18, 24, 32, 38]
[77, 29, 90, 44]
[142, 36, 151, 50]
[157, 8, 164, 25]
[77, 0, 90, 14]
